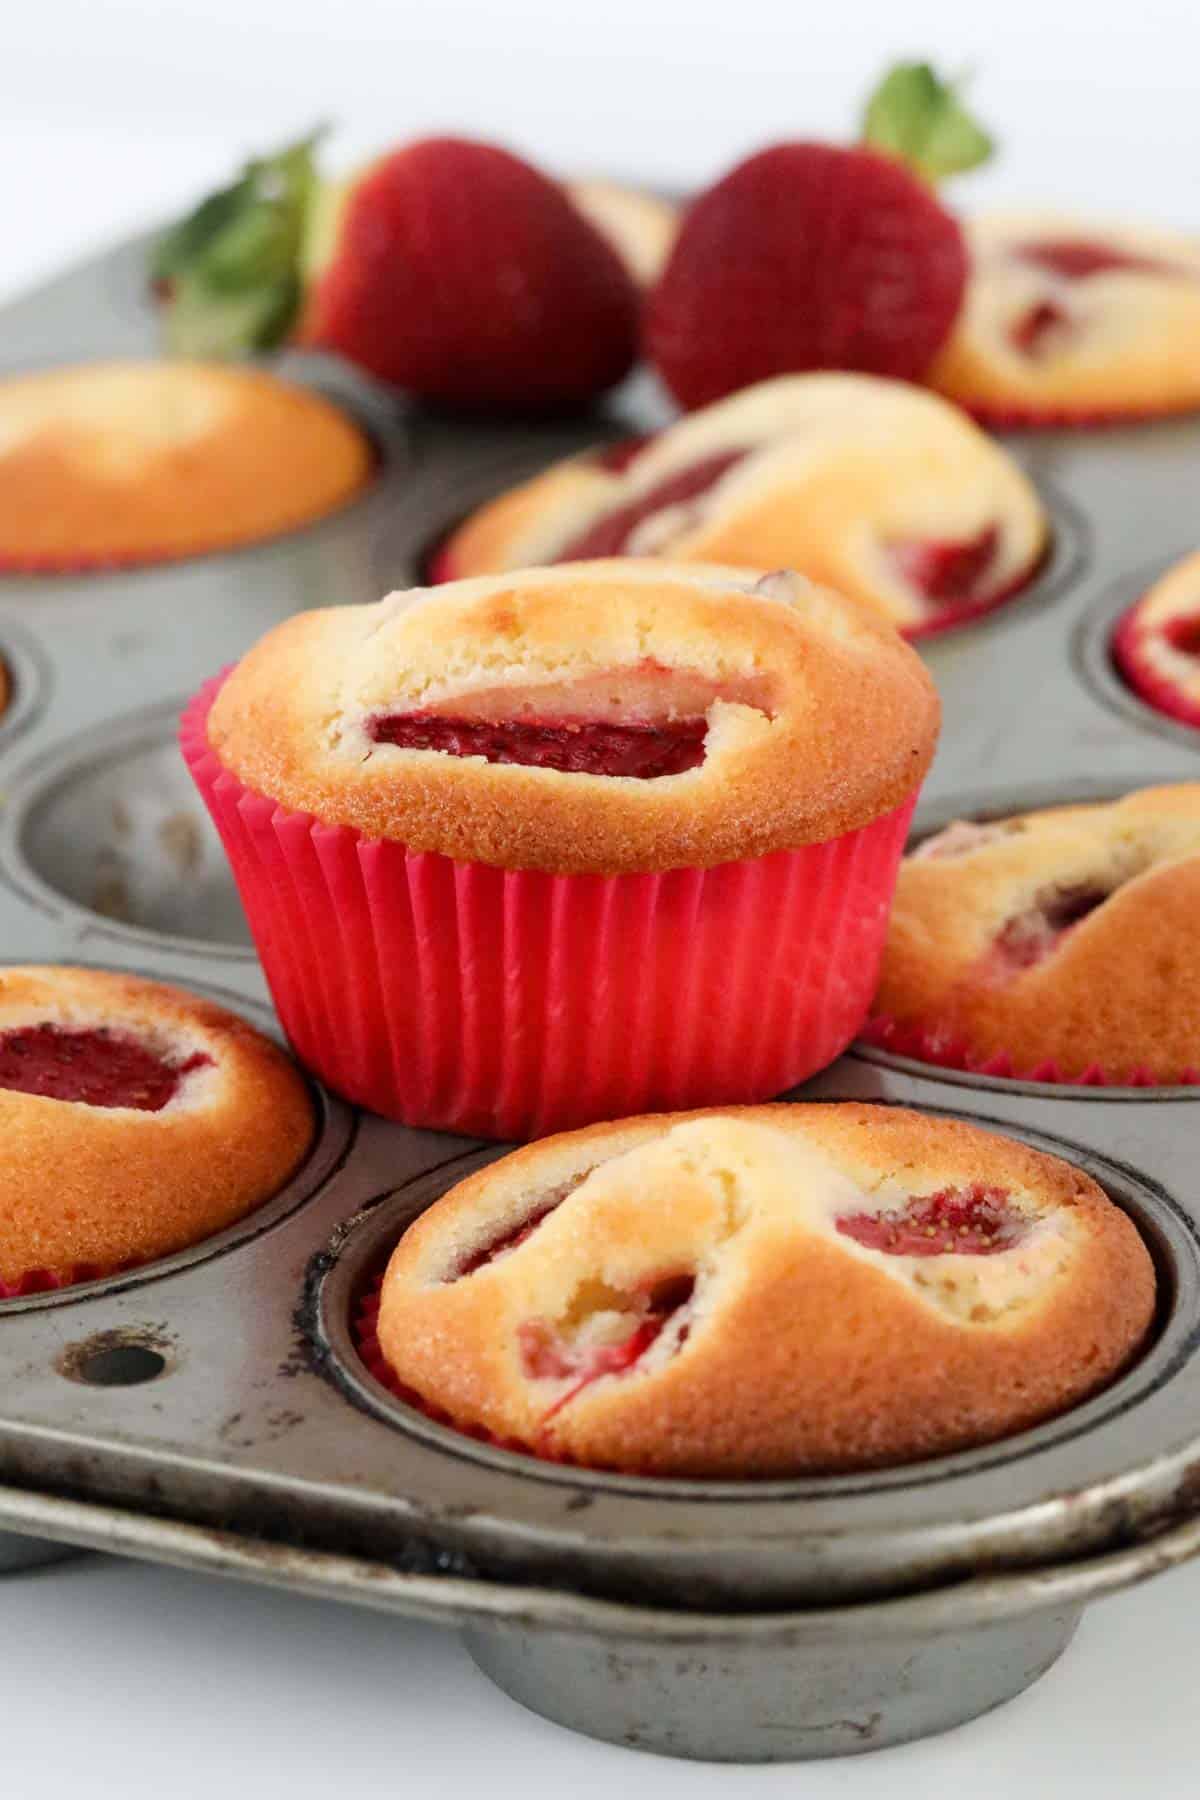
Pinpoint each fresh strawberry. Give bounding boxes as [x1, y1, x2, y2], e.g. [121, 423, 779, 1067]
[153, 134, 640, 416]
[646, 63, 991, 410]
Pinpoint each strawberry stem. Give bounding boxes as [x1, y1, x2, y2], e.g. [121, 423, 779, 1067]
[151, 129, 325, 356]
[861, 62, 994, 182]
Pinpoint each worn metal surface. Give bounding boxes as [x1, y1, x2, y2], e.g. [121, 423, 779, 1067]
[0, 232, 1198, 1758]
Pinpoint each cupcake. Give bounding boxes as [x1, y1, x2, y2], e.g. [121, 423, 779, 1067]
[1112, 551, 1200, 730]
[929, 212, 1200, 425]
[0, 360, 373, 571]
[870, 785, 1200, 1083]
[365, 1103, 1154, 1477]
[0, 966, 314, 1295]
[566, 180, 679, 287]
[184, 561, 939, 1138]
[437, 374, 1049, 639]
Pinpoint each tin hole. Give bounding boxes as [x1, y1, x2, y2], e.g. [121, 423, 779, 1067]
[74, 1345, 166, 1387]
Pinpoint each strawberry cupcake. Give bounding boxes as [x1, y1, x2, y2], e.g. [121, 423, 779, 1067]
[0, 361, 373, 572]
[870, 785, 1200, 1084]
[363, 1103, 1154, 1476]
[436, 375, 1049, 639]
[0, 966, 314, 1295]
[1112, 551, 1200, 730]
[184, 561, 939, 1138]
[930, 213, 1200, 426]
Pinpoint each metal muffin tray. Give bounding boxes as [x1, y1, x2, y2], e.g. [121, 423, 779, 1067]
[1, 231, 1199, 1764]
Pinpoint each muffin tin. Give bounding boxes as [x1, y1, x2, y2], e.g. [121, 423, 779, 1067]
[0, 232, 1199, 1764]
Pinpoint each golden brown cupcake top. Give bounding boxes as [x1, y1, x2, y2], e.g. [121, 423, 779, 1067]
[0, 966, 314, 1283]
[376, 1102, 1154, 1477]
[0, 360, 373, 569]
[441, 374, 1049, 633]
[877, 784, 1200, 1081]
[207, 560, 939, 875]
[930, 212, 1200, 421]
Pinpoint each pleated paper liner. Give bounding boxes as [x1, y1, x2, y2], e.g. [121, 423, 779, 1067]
[964, 399, 1197, 432]
[0, 1257, 140, 1301]
[862, 1014, 1200, 1088]
[183, 674, 917, 1140]
[1111, 604, 1200, 731]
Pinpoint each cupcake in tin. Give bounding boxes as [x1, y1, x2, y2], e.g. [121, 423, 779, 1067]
[0, 360, 373, 572]
[436, 374, 1049, 639]
[870, 784, 1200, 1084]
[365, 1103, 1154, 1477]
[0, 966, 314, 1295]
[1112, 550, 1200, 730]
[929, 212, 1200, 426]
[184, 560, 939, 1138]
[0, 653, 8, 720]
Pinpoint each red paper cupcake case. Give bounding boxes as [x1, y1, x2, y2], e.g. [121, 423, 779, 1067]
[0, 1258, 141, 1301]
[183, 676, 917, 1140]
[1111, 607, 1200, 731]
[963, 400, 1195, 433]
[862, 1014, 1200, 1088]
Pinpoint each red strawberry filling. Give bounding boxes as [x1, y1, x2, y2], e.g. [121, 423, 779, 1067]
[555, 449, 747, 560]
[0, 1024, 210, 1111]
[453, 1198, 564, 1279]
[891, 525, 1000, 606]
[992, 883, 1112, 974]
[837, 1183, 1024, 1256]
[1165, 613, 1200, 657]
[369, 712, 708, 778]
[1014, 239, 1178, 282]
[1010, 297, 1072, 358]
[520, 1273, 695, 1389]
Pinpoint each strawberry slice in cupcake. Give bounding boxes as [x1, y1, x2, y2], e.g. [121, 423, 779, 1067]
[366, 1104, 1154, 1476]
[930, 213, 1200, 425]
[1113, 550, 1200, 730]
[0, 967, 313, 1295]
[871, 784, 1200, 1084]
[437, 373, 1049, 639]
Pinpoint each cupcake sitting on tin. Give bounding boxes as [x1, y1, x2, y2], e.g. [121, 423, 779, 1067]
[1113, 550, 1200, 732]
[869, 784, 1200, 1084]
[0, 966, 313, 1295]
[363, 1103, 1154, 1477]
[183, 560, 939, 1138]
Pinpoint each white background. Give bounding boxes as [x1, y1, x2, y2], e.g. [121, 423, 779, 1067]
[3, 2, 1200, 1793]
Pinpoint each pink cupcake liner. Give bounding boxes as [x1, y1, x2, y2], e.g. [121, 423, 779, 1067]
[963, 400, 1196, 433]
[1111, 605, 1200, 731]
[0, 1257, 141, 1301]
[183, 675, 917, 1140]
[862, 1013, 1200, 1089]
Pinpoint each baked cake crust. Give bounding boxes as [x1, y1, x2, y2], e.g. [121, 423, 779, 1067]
[375, 1102, 1154, 1476]
[439, 374, 1048, 632]
[876, 785, 1200, 1079]
[0, 966, 314, 1281]
[206, 560, 939, 875]
[930, 212, 1200, 420]
[0, 361, 373, 567]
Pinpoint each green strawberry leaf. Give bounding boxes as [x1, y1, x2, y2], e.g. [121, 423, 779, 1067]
[151, 129, 325, 353]
[862, 62, 994, 182]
